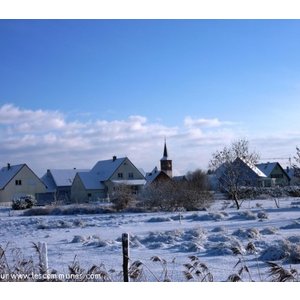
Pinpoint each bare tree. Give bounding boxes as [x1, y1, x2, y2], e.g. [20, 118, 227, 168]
[185, 168, 210, 190]
[140, 170, 212, 212]
[293, 146, 300, 180]
[183, 169, 213, 210]
[139, 180, 179, 211]
[110, 183, 136, 211]
[208, 138, 260, 210]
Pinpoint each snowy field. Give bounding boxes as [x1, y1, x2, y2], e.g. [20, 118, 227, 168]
[1, 197, 300, 296]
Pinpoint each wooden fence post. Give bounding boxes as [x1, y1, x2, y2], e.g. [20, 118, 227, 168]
[122, 233, 130, 282]
[38, 242, 48, 275]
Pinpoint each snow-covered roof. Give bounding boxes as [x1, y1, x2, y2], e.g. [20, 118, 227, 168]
[77, 172, 106, 190]
[255, 162, 288, 178]
[138, 168, 146, 176]
[51, 169, 89, 186]
[91, 157, 127, 180]
[41, 174, 56, 192]
[41, 169, 89, 191]
[285, 167, 295, 179]
[145, 167, 161, 185]
[0, 164, 25, 189]
[236, 157, 267, 178]
[216, 158, 267, 179]
[284, 167, 300, 182]
[111, 179, 146, 185]
[77, 156, 145, 190]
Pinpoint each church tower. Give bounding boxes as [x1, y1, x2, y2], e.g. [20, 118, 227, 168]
[160, 138, 172, 178]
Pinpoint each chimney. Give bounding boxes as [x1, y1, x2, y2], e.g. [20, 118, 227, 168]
[113, 156, 117, 161]
[7, 163, 11, 170]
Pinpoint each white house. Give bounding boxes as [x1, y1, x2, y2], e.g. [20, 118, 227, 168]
[256, 162, 290, 186]
[71, 156, 146, 202]
[40, 168, 89, 203]
[0, 163, 46, 206]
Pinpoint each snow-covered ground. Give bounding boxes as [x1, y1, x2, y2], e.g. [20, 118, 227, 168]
[1, 197, 300, 294]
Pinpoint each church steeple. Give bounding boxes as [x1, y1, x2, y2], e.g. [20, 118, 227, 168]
[160, 138, 172, 177]
[162, 137, 169, 159]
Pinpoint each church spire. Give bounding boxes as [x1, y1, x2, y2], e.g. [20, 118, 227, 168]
[160, 137, 172, 177]
[162, 136, 169, 159]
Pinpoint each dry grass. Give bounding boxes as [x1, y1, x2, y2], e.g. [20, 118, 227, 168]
[0, 241, 299, 282]
[265, 261, 299, 282]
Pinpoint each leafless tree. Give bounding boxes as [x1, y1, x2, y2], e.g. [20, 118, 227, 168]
[293, 146, 300, 180]
[208, 138, 260, 210]
[140, 170, 212, 212]
[139, 180, 179, 211]
[183, 169, 213, 210]
[110, 183, 136, 211]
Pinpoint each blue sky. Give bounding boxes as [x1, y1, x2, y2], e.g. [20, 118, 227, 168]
[1, 19, 300, 176]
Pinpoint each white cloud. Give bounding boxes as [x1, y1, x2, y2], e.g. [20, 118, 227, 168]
[0, 103, 63, 125]
[0, 103, 298, 176]
[0, 104, 71, 134]
[184, 116, 235, 128]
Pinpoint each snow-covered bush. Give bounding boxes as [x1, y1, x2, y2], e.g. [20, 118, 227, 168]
[71, 235, 87, 243]
[232, 227, 260, 239]
[229, 210, 257, 220]
[257, 210, 269, 219]
[12, 195, 36, 210]
[238, 186, 300, 200]
[147, 217, 172, 222]
[260, 226, 277, 235]
[259, 240, 300, 263]
[22, 204, 115, 216]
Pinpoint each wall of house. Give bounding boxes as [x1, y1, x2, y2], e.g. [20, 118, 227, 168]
[70, 175, 106, 202]
[110, 158, 145, 181]
[107, 158, 145, 196]
[270, 165, 290, 186]
[70, 175, 87, 202]
[0, 166, 46, 205]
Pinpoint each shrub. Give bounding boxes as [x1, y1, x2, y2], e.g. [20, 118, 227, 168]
[110, 183, 136, 211]
[12, 195, 36, 210]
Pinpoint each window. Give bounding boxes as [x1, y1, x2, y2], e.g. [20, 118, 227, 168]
[271, 174, 283, 179]
[15, 180, 22, 186]
[87, 193, 92, 198]
[128, 172, 134, 178]
[118, 173, 123, 178]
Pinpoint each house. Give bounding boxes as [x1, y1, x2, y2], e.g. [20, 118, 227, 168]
[285, 167, 300, 186]
[215, 157, 269, 190]
[71, 156, 146, 202]
[145, 166, 172, 187]
[40, 168, 89, 203]
[256, 162, 291, 187]
[0, 163, 46, 206]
